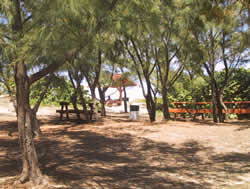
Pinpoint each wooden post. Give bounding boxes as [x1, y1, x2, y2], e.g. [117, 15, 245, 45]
[202, 113, 205, 120]
[60, 103, 63, 120]
[59, 102, 69, 120]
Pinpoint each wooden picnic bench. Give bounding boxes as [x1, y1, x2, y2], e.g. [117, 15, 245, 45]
[56, 101, 96, 121]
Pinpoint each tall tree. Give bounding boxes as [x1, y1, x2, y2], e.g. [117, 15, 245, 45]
[153, 0, 189, 120]
[125, 35, 158, 122]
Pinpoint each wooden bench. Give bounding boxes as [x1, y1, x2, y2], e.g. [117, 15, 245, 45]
[56, 102, 95, 121]
[56, 109, 95, 120]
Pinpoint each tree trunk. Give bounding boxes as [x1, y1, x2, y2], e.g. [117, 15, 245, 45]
[211, 79, 218, 123]
[90, 87, 98, 114]
[216, 90, 225, 123]
[71, 92, 78, 111]
[98, 87, 106, 116]
[162, 87, 171, 120]
[15, 62, 44, 184]
[68, 71, 80, 119]
[123, 86, 128, 113]
[145, 94, 156, 122]
[71, 92, 81, 119]
[219, 92, 228, 121]
[76, 81, 89, 121]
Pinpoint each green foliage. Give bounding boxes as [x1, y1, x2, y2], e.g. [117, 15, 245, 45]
[224, 68, 250, 101]
[29, 76, 91, 106]
[30, 76, 68, 106]
[156, 67, 250, 109]
[0, 47, 15, 96]
[169, 72, 210, 102]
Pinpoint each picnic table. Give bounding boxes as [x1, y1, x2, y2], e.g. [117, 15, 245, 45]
[56, 101, 95, 121]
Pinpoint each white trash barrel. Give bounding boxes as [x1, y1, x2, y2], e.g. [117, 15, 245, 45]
[129, 105, 139, 121]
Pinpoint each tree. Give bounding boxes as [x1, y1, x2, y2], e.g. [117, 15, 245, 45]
[153, 0, 188, 120]
[187, 0, 249, 122]
[125, 35, 158, 122]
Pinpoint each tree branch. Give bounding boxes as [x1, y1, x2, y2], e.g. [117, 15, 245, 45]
[32, 74, 54, 113]
[29, 47, 82, 85]
[29, 61, 62, 85]
[23, 15, 32, 25]
[168, 65, 184, 89]
[124, 40, 146, 97]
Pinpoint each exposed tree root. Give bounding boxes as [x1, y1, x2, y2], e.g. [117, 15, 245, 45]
[14, 174, 48, 188]
[32, 175, 48, 185]
[14, 172, 29, 184]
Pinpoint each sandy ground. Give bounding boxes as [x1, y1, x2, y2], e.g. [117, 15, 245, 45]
[0, 97, 249, 189]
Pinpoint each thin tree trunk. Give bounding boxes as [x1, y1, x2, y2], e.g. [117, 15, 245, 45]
[77, 82, 89, 121]
[219, 92, 228, 120]
[209, 54, 218, 123]
[211, 79, 218, 123]
[145, 80, 156, 122]
[71, 92, 79, 110]
[162, 87, 171, 120]
[98, 87, 106, 116]
[216, 90, 225, 123]
[90, 87, 98, 114]
[145, 94, 156, 122]
[123, 86, 128, 113]
[68, 71, 80, 119]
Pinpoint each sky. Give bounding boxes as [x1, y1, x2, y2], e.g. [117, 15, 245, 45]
[245, 63, 250, 69]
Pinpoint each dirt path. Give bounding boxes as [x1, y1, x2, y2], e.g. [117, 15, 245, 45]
[0, 110, 249, 188]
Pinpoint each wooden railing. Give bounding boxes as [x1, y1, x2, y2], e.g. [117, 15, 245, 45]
[169, 101, 250, 120]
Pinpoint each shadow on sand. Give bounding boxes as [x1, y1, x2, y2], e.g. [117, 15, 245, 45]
[0, 116, 249, 189]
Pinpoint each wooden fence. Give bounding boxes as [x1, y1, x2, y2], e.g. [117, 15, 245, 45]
[169, 101, 250, 120]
